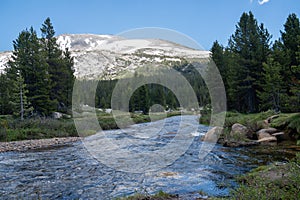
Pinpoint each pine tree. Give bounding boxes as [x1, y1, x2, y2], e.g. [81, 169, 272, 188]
[40, 17, 75, 111]
[227, 12, 271, 112]
[11, 27, 55, 116]
[211, 41, 226, 80]
[258, 57, 284, 111]
[279, 13, 300, 112]
[281, 13, 300, 67]
[0, 73, 13, 115]
[138, 85, 150, 114]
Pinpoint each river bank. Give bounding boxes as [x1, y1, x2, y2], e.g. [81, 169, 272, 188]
[0, 111, 182, 142]
[0, 137, 81, 153]
[199, 110, 300, 200]
[200, 111, 300, 147]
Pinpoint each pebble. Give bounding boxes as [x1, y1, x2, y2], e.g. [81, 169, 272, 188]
[0, 137, 81, 152]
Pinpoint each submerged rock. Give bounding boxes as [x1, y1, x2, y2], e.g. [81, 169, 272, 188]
[223, 140, 258, 147]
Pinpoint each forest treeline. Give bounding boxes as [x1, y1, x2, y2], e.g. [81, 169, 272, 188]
[0, 12, 299, 119]
[211, 12, 300, 113]
[0, 18, 75, 117]
[82, 12, 300, 114]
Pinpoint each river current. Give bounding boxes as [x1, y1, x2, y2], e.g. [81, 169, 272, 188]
[0, 115, 294, 199]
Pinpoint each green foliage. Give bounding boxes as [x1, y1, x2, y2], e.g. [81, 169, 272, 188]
[231, 153, 300, 200]
[258, 58, 284, 111]
[0, 117, 77, 142]
[2, 18, 75, 117]
[278, 14, 300, 112]
[10, 27, 56, 116]
[40, 18, 75, 110]
[116, 190, 177, 200]
[226, 11, 271, 113]
[211, 12, 300, 113]
[271, 113, 300, 139]
[201, 110, 275, 131]
[0, 73, 15, 114]
[130, 85, 150, 114]
[199, 104, 212, 125]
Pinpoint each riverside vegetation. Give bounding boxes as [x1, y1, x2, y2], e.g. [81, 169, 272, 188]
[0, 111, 181, 142]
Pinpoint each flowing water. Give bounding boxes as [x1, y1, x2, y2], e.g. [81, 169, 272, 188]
[0, 115, 296, 199]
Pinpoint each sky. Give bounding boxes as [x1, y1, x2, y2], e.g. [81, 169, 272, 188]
[0, 0, 299, 51]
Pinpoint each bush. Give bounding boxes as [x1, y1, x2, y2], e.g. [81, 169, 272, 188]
[271, 113, 300, 139]
[0, 117, 78, 142]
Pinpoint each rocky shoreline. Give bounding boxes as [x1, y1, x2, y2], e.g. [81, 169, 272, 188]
[0, 137, 81, 153]
[202, 114, 300, 148]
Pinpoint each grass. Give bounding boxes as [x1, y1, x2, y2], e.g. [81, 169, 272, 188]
[115, 190, 178, 200]
[0, 117, 78, 142]
[200, 110, 300, 143]
[229, 153, 300, 200]
[0, 111, 182, 142]
[271, 113, 300, 138]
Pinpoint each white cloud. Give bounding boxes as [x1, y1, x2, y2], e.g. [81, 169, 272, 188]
[258, 0, 270, 5]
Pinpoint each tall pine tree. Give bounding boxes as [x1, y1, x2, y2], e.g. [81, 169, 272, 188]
[280, 13, 300, 112]
[40, 17, 75, 111]
[10, 27, 55, 116]
[227, 12, 271, 112]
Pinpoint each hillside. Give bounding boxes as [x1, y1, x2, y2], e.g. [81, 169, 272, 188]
[0, 34, 210, 79]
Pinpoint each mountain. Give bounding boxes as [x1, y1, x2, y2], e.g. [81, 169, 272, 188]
[0, 51, 13, 73]
[0, 34, 210, 79]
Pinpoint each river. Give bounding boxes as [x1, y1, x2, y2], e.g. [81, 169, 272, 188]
[0, 115, 295, 199]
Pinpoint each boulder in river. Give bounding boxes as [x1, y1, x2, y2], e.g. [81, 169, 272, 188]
[202, 127, 223, 143]
[230, 123, 251, 139]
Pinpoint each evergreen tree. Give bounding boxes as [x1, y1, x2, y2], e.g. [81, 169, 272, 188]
[151, 84, 166, 108]
[228, 12, 271, 112]
[281, 13, 300, 67]
[280, 13, 300, 112]
[258, 57, 284, 111]
[5, 65, 32, 119]
[11, 27, 55, 116]
[0, 73, 13, 115]
[41, 17, 75, 111]
[211, 41, 226, 80]
[138, 85, 150, 114]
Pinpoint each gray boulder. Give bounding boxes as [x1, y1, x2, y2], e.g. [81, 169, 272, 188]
[52, 112, 63, 119]
[230, 123, 250, 139]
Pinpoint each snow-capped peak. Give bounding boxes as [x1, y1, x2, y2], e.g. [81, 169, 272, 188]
[0, 34, 210, 79]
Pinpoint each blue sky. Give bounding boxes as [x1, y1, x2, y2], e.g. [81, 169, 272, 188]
[0, 0, 299, 51]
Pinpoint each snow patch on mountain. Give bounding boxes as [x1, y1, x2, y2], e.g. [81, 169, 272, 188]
[0, 52, 13, 73]
[0, 34, 210, 79]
